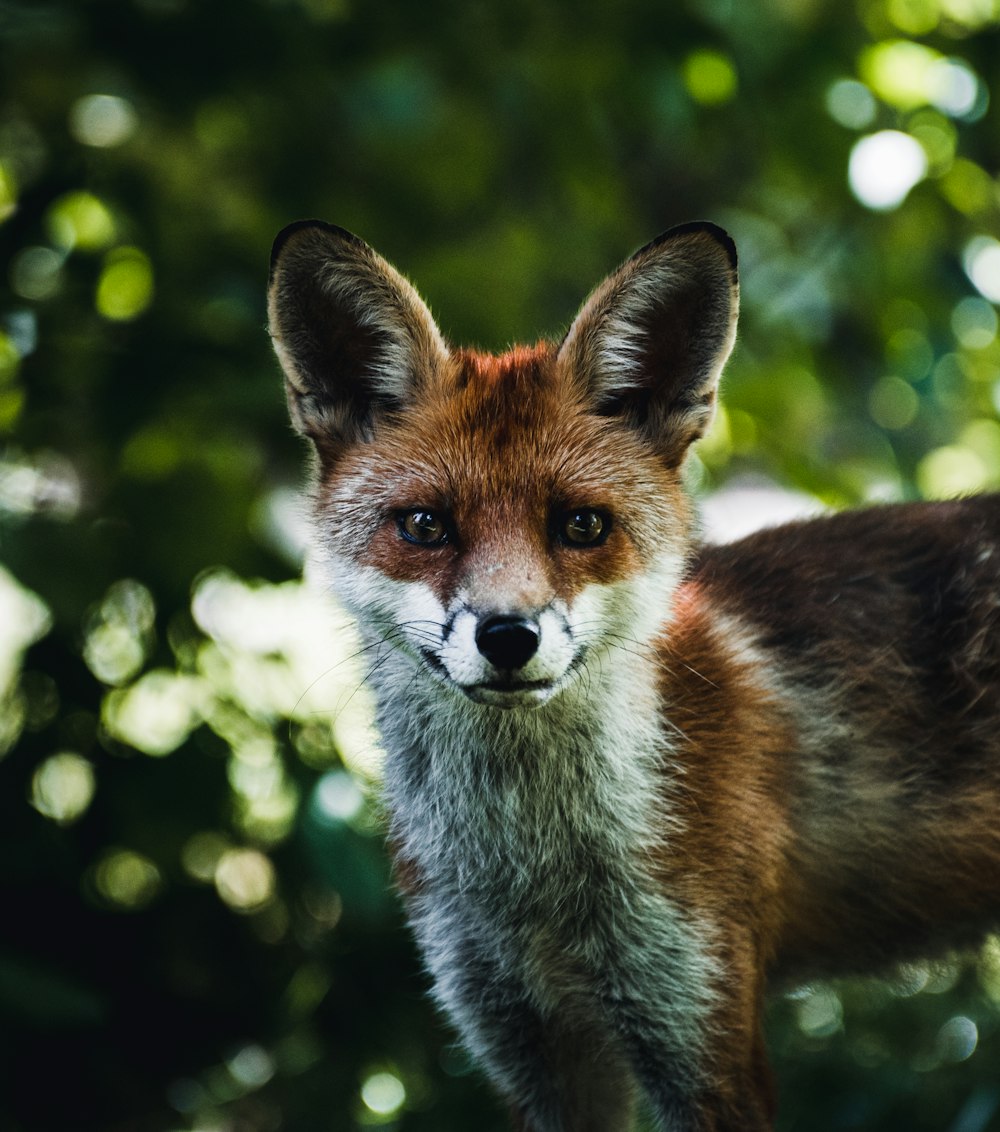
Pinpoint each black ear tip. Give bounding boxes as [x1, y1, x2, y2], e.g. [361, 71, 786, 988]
[644, 221, 738, 274]
[268, 220, 365, 282]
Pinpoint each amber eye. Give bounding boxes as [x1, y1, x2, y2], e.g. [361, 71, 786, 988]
[561, 509, 609, 546]
[398, 510, 449, 545]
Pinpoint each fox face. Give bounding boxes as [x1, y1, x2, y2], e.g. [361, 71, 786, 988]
[311, 350, 693, 707]
[268, 222, 738, 709]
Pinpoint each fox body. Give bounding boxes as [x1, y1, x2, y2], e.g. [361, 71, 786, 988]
[268, 220, 1000, 1131]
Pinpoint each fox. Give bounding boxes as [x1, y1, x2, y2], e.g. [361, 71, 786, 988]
[267, 218, 1000, 1132]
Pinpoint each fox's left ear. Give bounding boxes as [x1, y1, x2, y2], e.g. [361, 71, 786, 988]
[557, 222, 738, 465]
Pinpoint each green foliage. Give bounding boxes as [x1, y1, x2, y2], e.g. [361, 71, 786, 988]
[1, 0, 1000, 1128]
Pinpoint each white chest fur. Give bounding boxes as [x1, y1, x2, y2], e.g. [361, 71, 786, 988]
[373, 648, 719, 1104]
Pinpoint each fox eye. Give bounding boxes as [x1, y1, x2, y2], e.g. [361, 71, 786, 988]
[398, 510, 449, 546]
[560, 509, 609, 547]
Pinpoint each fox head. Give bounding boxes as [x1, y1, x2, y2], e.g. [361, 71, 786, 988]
[268, 222, 738, 708]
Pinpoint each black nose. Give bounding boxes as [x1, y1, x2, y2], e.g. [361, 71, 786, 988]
[475, 616, 540, 671]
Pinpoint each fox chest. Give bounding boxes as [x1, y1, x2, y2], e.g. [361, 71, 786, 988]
[402, 815, 641, 1013]
[405, 774, 624, 913]
[391, 746, 661, 979]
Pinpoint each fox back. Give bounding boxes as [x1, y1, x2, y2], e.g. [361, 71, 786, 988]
[268, 220, 1000, 1132]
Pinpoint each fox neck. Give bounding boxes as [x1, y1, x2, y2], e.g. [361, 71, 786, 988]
[374, 640, 671, 892]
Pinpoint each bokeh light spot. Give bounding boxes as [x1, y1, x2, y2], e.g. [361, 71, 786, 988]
[936, 1015, 978, 1063]
[908, 111, 956, 174]
[963, 236, 1000, 303]
[930, 58, 983, 118]
[0, 564, 52, 696]
[886, 0, 941, 34]
[96, 247, 154, 321]
[0, 332, 19, 384]
[869, 376, 920, 430]
[0, 450, 81, 519]
[95, 848, 162, 909]
[825, 79, 877, 128]
[69, 94, 138, 148]
[859, 40, 943, 110]
[120, 424, 183, 480]
[181, 831, 231, 882]
[214, 847, 276, 912]
[795, 986, 844, 1038]
[103, 669, 205, 756]
[47, 191, 117, 251]
[228, 750, 299, 844]
[225, 1043, 275, 1090]
[979, 935, 1000, 1003]
[887, 327, 934, 381]
[361, 1071, 406, 1117]
[952, 296, 998, 348]
[917, 444, 992, 497]
[84, 621, 146, 687]
[84, 579, 156, 683]
[10, 246, 64, 300]
[960, 419, 1000, 472]
[848, 130, 927, 210]
[31, 752, 96, 825]
[939, 0, 1000, 30]
[0, 160, 17, 222]
[940, 157, 995, 216]
[313, 770, 366, 825]
[682, 50, 738, 106]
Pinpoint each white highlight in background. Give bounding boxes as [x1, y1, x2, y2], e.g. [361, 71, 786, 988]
[848, 131, 928, 210]
[964, 237, 1000, 303]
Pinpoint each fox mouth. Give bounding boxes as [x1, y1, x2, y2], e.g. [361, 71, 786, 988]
[470, 676, 557, 698]
[417, 647, 561, 706]
[476, 677, 554, 692]
[416, 644, 590, 708]
[463, 679, 558, 707]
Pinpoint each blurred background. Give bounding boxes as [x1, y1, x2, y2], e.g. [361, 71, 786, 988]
[2, 0, 1000, 1129]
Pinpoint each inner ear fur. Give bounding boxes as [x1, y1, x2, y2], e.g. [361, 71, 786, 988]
[557, 222, 739, 464]
[267, 220, 450, 450]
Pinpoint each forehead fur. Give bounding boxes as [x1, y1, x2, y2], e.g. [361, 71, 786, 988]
[318, 343, 692, 556]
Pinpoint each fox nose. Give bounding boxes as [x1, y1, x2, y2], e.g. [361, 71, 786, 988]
[475, 616, 540, 671]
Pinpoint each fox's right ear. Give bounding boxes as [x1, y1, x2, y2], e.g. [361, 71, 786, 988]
[267, 221, 450, 451]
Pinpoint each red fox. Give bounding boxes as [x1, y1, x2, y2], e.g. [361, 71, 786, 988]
[267, 220, 1000, 1131]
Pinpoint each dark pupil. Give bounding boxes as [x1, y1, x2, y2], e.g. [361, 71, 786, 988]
[408, 512, 441, 540]
[567, 511, 602, 542]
